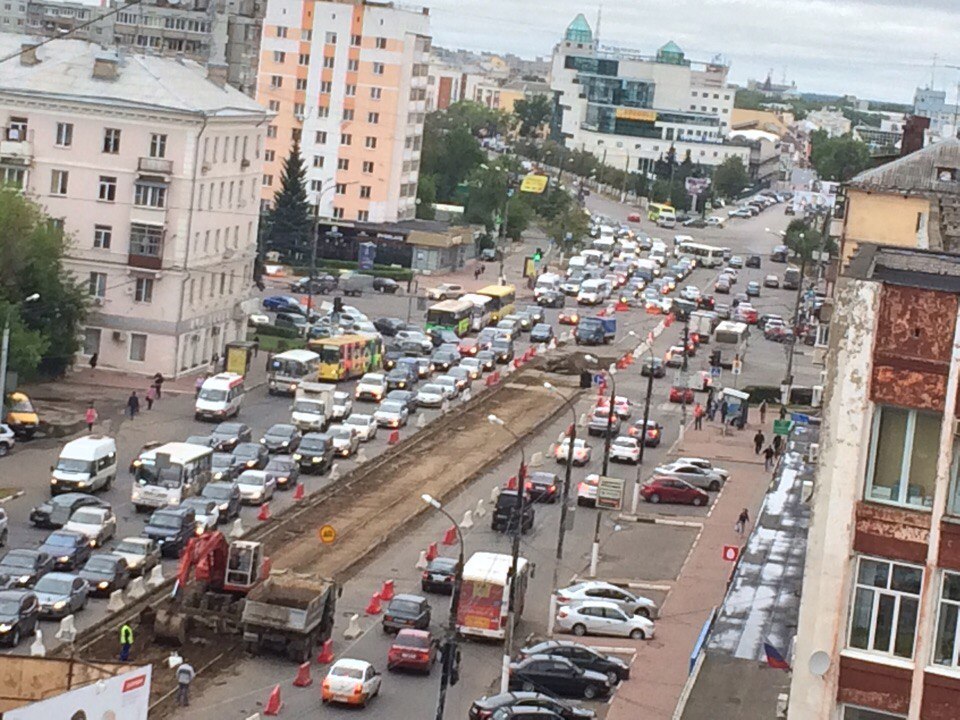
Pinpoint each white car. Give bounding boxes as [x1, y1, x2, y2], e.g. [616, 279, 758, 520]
[673, 457, 730, 481]
[112, 537, 161, 576]
[395, 331, 432, 353]
[556, 580, 659, 618]
[248, 313, 271, 327]
[236, 470, 276, 505]
[328, 425, 360, 457]
[331, 391, 353, 421]
[555, 600, 655, 640]
[355, 373, 387, 402]
[577, 473, 599, 506]
[457, 359, 482, 380]
[322, 658, 382, 707]
[343, 413, 378, 442]
[416, 384, 445, 408]
[556, 438, 591, 466]
[426, 283, 463, 301]
[180, 498, 220, 534]
[680, 285, 700, 301]
[706, 216, 726, 227]
[433, 375, 460, 399]
[373, 401, 408, 428]
[609, 436, 640, 464]
[655, 460, 727, 491]
[64, 506, 116, 547]
[0, 423, 14, 458]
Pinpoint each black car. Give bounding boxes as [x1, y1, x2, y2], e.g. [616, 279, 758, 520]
[430, 348, 460, 372]
[210, 422, 253, 451]
[697, 295, 716, 311]
[79, 553, 130, 596]
[211, 452, 243, 483]
[0, 549, 54, 588]
[395, 357, 423, 382]
[374, 317, 407, 337]
[469, 692, 595, 720]
[265, 456, 300, 491]
[386, 389, 419, 414]
[232, 442, 269, 470]
[485, 708, 564, 719]
[530, 324, 554, 344]
[373, 277, 399, 294]
[524, 306, 545, 325]
[295, 433, 335, 474]
[185, 434, 216, 448]
[386, 365, 418, 392]
[537, 290, 565, 308]
[382, 593, 431, 633]
[526, 472, 559, 503]
[492, 339, 515, 363]
[745, 254, 762, 268]
[420, 557, 458, 594]
[491, 490, 535, 534]
[142, 507, 196, 557]
[508, 656, 611, 700]
[290, 274, 337, 294]
[477, 350, 497, 372]
[427, 328, 460, 348]
[39, 530, 91, 571]
[382, 349, 403, 371]
[519, 640, 630, 685]
[0, 589, 40, 647]
[640, 358, 666, 378]
[201, 481, 241, 522]
[260, 423, 301, 453]
[29, 493, 108, 529]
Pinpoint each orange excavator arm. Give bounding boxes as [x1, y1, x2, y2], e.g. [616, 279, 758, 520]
[174, 531, 230, 593]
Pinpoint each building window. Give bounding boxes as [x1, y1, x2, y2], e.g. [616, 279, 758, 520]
[149, 133, 167, 158]
[262, 174, 273, 186]
[102, 127, 121, 154]
[323, 56, 334, 69]
[88, 272, 106, 297]
[270, 75, 282, 88]
[134, 183, 166, 208]
[296, 78, 307, 90]
[351, 33, 361, 46]
[364, 136, 377, 149]
[134, 277, 154, 303]
[298, 53, 310, 65]
[276, 25, 287, 37]
[375, 36, 386, 49]
[370, 87, 382, 100]
[98, 175, 117, 202]
[268, 100, 280, 112]
[332, 207, 344, 219]
[94, 224, 112, 249]
[266, 125, 277, 138]
[343, 108, 355, 121]
[335, 183, 346, 195]
[357, 210, 369, 221]
[362, 160, 374, 174]
[129, 333, 147, 362]
[337, 158, 349, 170]
[325, 31, 337, 44]
[320, 80, 332, 93]
[347, 58, 358, 72]
[272, 50, 285, 63]
[264, 149, 275, 162]
[848, 556, 922, 659]
[345, 84, 356, 96]
[55, 122, 73, 147]
[367, 112, 379, 124]
[865, 406, 940, 509]
[317, 106, 329, 118]
[359, 185, 371, 198]
[294, 103, 306, 118]
[50, 169, 68, 195]
[82, 328, 101, 357]
[373, 62, 384, 75]
[315, 130, 327, 143]
[313, 156, 324, 168]
[341, 133, 352, 145]
[130, 223, 162, 256]
[934, 571, 960, 668]
[841, 706, 906, 720]
[310, 180, 322, 191]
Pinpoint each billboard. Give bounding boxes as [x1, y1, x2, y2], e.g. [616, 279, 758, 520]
[5, 666, 151, 720]
[791, 180, 838, 215]
[615, 108, 658, 122]
[519, 174, 548, 194]
[685, 177, 711, 196]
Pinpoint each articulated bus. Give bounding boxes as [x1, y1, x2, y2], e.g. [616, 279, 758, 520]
[676, 241, 726, 268]
[308, 334, 383, 382]
[460, 293, 494, 332]
[425, 299, 474, 337]
[477, 284, 517, 323]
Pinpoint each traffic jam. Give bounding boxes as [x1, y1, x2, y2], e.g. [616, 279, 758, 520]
[0, 192, 802, 716]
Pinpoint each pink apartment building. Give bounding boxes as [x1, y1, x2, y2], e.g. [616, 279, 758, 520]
[257, 0, 430, 223]
[0, 36, 270, 376]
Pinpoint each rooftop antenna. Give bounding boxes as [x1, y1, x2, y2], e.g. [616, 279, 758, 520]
[595, 3, 602, 44]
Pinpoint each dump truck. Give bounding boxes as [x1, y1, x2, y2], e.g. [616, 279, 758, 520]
[241, 573, 338, 662]
[291, 381, 335, 432]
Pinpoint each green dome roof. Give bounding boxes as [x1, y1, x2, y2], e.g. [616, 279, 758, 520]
[659, 40, 683, 54]
[565, 14, 593, 43]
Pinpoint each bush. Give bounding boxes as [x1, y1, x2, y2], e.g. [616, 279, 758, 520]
[250, 324, 301, 339]
[290, 262, 413, 281]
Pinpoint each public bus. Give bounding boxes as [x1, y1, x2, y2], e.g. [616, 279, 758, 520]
[456, 551, 530, 641]
[425, 299, 474, 337]
[676, 240, 726, 268]
[131, 442, 212, 512]
[647, 202, 676, 227]
[477, 284, 517, 323]
[267, 348, 320, 395]
[308, 333, 383, 382]
[713, 320, 750, 368]
[460, 293, 494, 332]
[783, 265, 802, 290]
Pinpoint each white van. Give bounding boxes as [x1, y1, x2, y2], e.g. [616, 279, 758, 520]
[50, 435, 117, 495]
[566, 256, 587, 274]
[195, 372, 245, 421]
[657, 210, 677, 229]
[581, 249, 605, 267]
[534, 273, 563, 299]
[577, 279, 606, 306]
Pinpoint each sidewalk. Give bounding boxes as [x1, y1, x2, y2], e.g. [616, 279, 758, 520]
[606, 418, 776, 719]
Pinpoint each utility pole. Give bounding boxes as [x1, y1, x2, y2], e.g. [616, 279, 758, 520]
[590, 368, 616, 577]
[631, 357, 655, 514]
[620, 153, 630, 204]
[680, 317, 690, 434]
[546, 382, 579, 634]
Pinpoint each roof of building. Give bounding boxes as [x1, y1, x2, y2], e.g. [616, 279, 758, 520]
[659, 40, 684, 54]
[0, 34, 266, 117]
[564, 14, 593, 43]
[728, 129, 780, 144]
[847, 137, 960, 195]
[846, 244, 960, 291]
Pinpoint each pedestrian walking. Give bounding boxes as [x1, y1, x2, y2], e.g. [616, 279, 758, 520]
[764, 445, 775, 471]
[754, 430, 765, 455]
[735, 508, 750, 537]
[126, 391, 140, 419]
[195, 375, 205, 398]
[759, 400, 768, 425]
[693, 402, 704, 430]
[152, 373, 165, 399]
[84, 403, 98, 432]
[176, 661, 196, 707]
[720, 400, 729, 424]
[773, 434, 784, 457]
[119, 623, 133, 661]
[88, 352, 98, 370]
[706, 397, 715, 421]
[145, 385, 157, 410]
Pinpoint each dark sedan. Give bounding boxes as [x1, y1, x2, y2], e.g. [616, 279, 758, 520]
[265, 456, 300, 491]
[386, 365, 418, 392]
[386, 389, 418, 414]
[210, 422, 253, 451]
[39, 530, 91, 571]
[0, 589, 39, 647]
[260, 423, 301, 454]
[530, 324, 554, 344]
[508, 655, 611, 700]
[34, 572, 89, 619]
[519, 640, 630, 685]
[79, 553, 130, 596]
[0, 549, 54, 588]
[640, 358, 666, 378]
[537, 290, 566, 308]
[201, 481, 241, 522]
[232, 442, 269, 470]
[211, 452, 243, 483]
[381, 593, 431, 633]
[469, 692, 595, 720]
[420, 557, 458, 594]
[430, 349, 460, 372]
[526, 471, 560, 503]
[29, 493, 107, 529]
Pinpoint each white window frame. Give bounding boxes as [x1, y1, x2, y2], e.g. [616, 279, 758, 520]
[848, 555, 922, 660]
[98, 175, 116, 202]
[102, 127, 121, 154]
[94, 224, 112, 249]
[55, 122, 73, 147]
[129, 333, 147, 362]
[150, 133, 167, 159]
[50, 169, 68, 195]
[934, 570, 960, 668]
[134, 277, 154, 303]
[865, 405, 940, 509]
[88, 272, 106, 298]
[134, 183, 166, 208]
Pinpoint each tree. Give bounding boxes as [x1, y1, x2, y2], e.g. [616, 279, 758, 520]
[513, 94, 553, 138]
[430, 101, 511, 138]
[712, 156, 750, 199]
[420, 124, 484, 202]
[0, 190, 85, 378]
[545, 205, 590, 254]
[809, 131, 871, 182]
[505, 195, 533, 241]
[415, 174, 437, 220]
[263, 145, 312, 262]
[464, 164, 509, 230]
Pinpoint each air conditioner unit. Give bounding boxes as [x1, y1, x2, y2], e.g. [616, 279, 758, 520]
[201, 161, 211, 174]
[92, 296, 105, 306]
[112, 330, 127, 342]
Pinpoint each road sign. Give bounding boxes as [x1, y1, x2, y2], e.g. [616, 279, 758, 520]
[773, 419, 793, 436]
[710, 366, 722, 379]
[358, 241, 377, 271]
[790, 412, 811, 425]
[318, 524, 337, 544]
[593, 373, 605, 386]
[731, 358, 742, 376]
[520, 174, 548, 194]
[722, 545, 740, 562]
[596, 476, 625, 511]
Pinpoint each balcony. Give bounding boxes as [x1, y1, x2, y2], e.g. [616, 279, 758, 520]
[127, 225, 164, 270]
[138, 157, 173, 174]
[0, 128, 33, 166]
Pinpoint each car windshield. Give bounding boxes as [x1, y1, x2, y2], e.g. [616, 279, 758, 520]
[238, 474, 265, 487]
[613, 438, 634, 447]
[266, 427, 294, 439]
[389, 599, 421, 614]
[84, 558, 115, 573]
[56, 458, 93, 474]
[212, 454, 234, 469]
[116, 541, 147, 555]
[45, 534, 77, 548]
[300, 437, 328, 451]
[203, 485, 232, 500]
[379, 402, 403, 414]
[10, 398, 34, 413]
[330, 666, 364, 679]
[35, 576, 73, 594]
[266, 459, 294, 471]
[149, 513, 182, 529]
[1, 554, 34, 568]
[233, 445, 258, 458]
[69, 509, 103, 525]
[361, 374, 384, 384]
[199, 388, 227, 402]
[0, 600, 20, 614]
[183, 500, 212, 514]
[421, 385, 443, 395]
[344, 417, 369, 427]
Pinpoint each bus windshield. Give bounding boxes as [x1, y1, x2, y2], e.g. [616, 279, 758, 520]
[198, 388, 226, 402]
[270, 359, 308, 377]
[135, 460, 183, 489]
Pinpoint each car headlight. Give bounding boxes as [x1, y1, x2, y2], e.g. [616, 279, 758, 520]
[281, 441, 289, 447]
[0, 624, 11, 633]
[195, 525, 205, 535]
[51, 479, 58, 484]
[98, 581, 109, 589]
[293, 453, 302, 460]
[58, 555, 70, 563]
[53, 600, 67, 609]
[18, 575, 30, 584]
[246, 460, 256, 468]
[311, 457, 320, 463]
[252, 490, 263, 499]
[218, 502, 228, 511]
[89, 539, 97, 547]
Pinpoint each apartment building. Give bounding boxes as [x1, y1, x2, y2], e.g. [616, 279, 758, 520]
[0, 0, 264, 95]
[0, 35, 269, 376]
[789, 244, 960, 720]
[550, 14, 748, 174]
[257, 0, 430, 224]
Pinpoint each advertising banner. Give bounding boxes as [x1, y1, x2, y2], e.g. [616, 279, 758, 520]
[6, 666, 152, 720]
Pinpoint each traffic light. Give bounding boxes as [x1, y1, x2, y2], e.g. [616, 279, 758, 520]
[533, 247, 543, 262]
[710, 349, 722, 368]
[333, 296, 344, 313]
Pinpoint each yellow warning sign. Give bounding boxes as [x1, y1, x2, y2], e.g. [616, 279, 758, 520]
[318, 524, 337, 544]
[520, 174, 549, 194]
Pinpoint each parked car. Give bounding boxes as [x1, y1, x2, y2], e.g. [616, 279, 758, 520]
[0, 423, 14, 458]
[469, 692, 596, 720]
[387, 628, 437, 673]
[382, 593, 431, 633]
[0, 549, 54, 588]
[373, 277, 399, 294]
[426, 283, 464, 301]
[508, 655, 612, 700]
[655, 460, 727, 491]
[420, 556, 458, 594]
[555, 600, 655, 640]
[519, 640, 631, 684]
[641, 477, 709, 506]
[79, 553, 130, 596]
[0, 589, 40, 646]
[112, 537, 161, 576]
[555, 581, 658, 619]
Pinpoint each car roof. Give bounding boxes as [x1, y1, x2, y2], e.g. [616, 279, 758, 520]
[0, 589, 33, 600]
[331, 658, 371, 671]
[571, 599, 625, 610]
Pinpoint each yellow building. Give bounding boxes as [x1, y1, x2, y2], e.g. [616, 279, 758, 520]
[730, 108, 792, 138]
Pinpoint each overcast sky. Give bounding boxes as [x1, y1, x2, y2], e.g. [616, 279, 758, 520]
[425, 0, 960, 103]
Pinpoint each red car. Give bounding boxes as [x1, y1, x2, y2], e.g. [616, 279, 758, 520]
[669, 386, 695, 404]
[641, 476, 709, 506]
[558, 310, 580, 325]
[459, 337, 481, 356]
[627, 212, 642, 222]
[387, 629, 437, 673]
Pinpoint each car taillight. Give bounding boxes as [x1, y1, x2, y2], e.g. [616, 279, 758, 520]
[422, 571, 429, 579]
[525, 482, 533, 490]
[558, 607, 569, 618]
[649, 429, 660, 437]
[577, 482, 586, 492]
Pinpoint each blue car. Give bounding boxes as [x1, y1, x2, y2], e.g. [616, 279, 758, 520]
[262, 295, 301, 312]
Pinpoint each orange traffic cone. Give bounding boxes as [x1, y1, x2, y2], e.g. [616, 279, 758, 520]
[317, 638, 334, 664]
[442, 525, 457, 546]
[257, 503, 271, 522]
[425, 542, 439, 561]
[388, 430, 400, 445]
[380, 579, 395, 601]
[292, 482, 305, 501]
[365, 592, 382, 615]
[264, 684, 283, 715]
[292, 661, 312, 687]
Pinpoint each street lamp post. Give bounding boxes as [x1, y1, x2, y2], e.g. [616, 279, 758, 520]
[487, 414, 526, 694]
[632, 347, 656, 514]
[583, 355, 616, 578]
[0, 293, 40, 419]
[421, 494, 464, 720]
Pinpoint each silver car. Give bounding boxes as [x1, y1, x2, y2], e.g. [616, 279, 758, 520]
[555, 600, 655, 640]
[373, 401, 409, 429]
[34, 572, 88, 618]
[654, 461, 726, 491]
[556, 581, 658, 618]
[329, 426, 360, 457]
[112, 537, 161, 576]
[331, 391, 353, 421]
[236, 470, 275, 505]
[416, 384, 445, 408]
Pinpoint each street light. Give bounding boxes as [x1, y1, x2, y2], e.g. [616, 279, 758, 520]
[632, 344, 657, 514]
[583, 355, 617, 578]
[421, 494, 464, 720]
[0, 293, 40, 419]
[487, 413, 526, 694]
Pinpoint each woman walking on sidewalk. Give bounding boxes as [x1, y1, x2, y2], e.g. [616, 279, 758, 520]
[145, 385, 157, 410]
[735, 508, 750, 538]
[84, 403, 98, 432]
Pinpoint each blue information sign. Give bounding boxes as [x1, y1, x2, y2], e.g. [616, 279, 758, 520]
[358, 242, 377, 271]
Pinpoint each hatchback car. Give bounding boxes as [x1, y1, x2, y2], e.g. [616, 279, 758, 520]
[260, 424, 301, 453]
[382, 593, 431, 633]
[526, 472, 560, 503]
[235, 470, 276, 505]
[508, 655, 612, 700]
[294, 433, 335, 473]
[264, 455, 300, 490]
[232, 442, 269, 470]
[374, 401, 409, 428]
[555, 601, 655, 640]
[328, 426, 360, 458]
[34, 572, 88, 619]
[344, 413, 378, 441]
[387, 628, 437, 673]
[112, 537, 161, 576]
[420, 556, 458, 594]
[79, 553, 130, 596]
[641, 477, 709, 506]
[64, 506, 116, 548]
[608, 436, 640, 464]
[201, 481, 241, 521]
[0, 549, 54, 588]
[322, 659, 381, 707]
[556, 581, 658, 619]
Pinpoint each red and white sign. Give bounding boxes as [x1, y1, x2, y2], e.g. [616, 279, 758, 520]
[722, 545, 740, 562]
[6, 665, 151, 720]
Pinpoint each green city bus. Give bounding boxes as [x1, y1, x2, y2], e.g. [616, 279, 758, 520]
[425, 299, 474, 337]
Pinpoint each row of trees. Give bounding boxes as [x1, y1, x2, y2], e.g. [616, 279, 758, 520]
[808, 130, 872, 182]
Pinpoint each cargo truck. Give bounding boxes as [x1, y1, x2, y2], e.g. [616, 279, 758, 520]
[290, 381, 335, 432]
[574, 316, 616, 346]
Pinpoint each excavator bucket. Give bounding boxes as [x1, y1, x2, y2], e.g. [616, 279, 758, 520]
[154, 608, 188, 645]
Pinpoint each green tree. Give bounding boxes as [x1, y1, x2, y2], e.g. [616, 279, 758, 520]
[809, 131, 871, 182]
[0, 191, 85, 378]
[431, 101, 511, 137]
[464, 164, 509, 230]
[415, 174, 437, 220]
[712, 156, 750, 199]
[505, 195, 533, 241]
[263, 144, 312, 261]
[420, 124, 484, 202]
[513, 94, 553, 138]
[545, 205, 590, 254]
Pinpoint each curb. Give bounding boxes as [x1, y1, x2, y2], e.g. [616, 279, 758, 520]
[617, 513, 703, 529]
[0, 491, 24, 506]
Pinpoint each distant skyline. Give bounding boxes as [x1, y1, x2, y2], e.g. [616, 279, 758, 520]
[424, 0, 960, 104]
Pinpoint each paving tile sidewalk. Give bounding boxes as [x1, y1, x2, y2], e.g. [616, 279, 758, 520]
[606, 419, 776, 719]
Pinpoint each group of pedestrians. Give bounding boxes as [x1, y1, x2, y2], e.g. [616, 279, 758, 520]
[125, 373, 165, 419]
[117, 623, 194, 706]
[753, 426, 785, 471]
